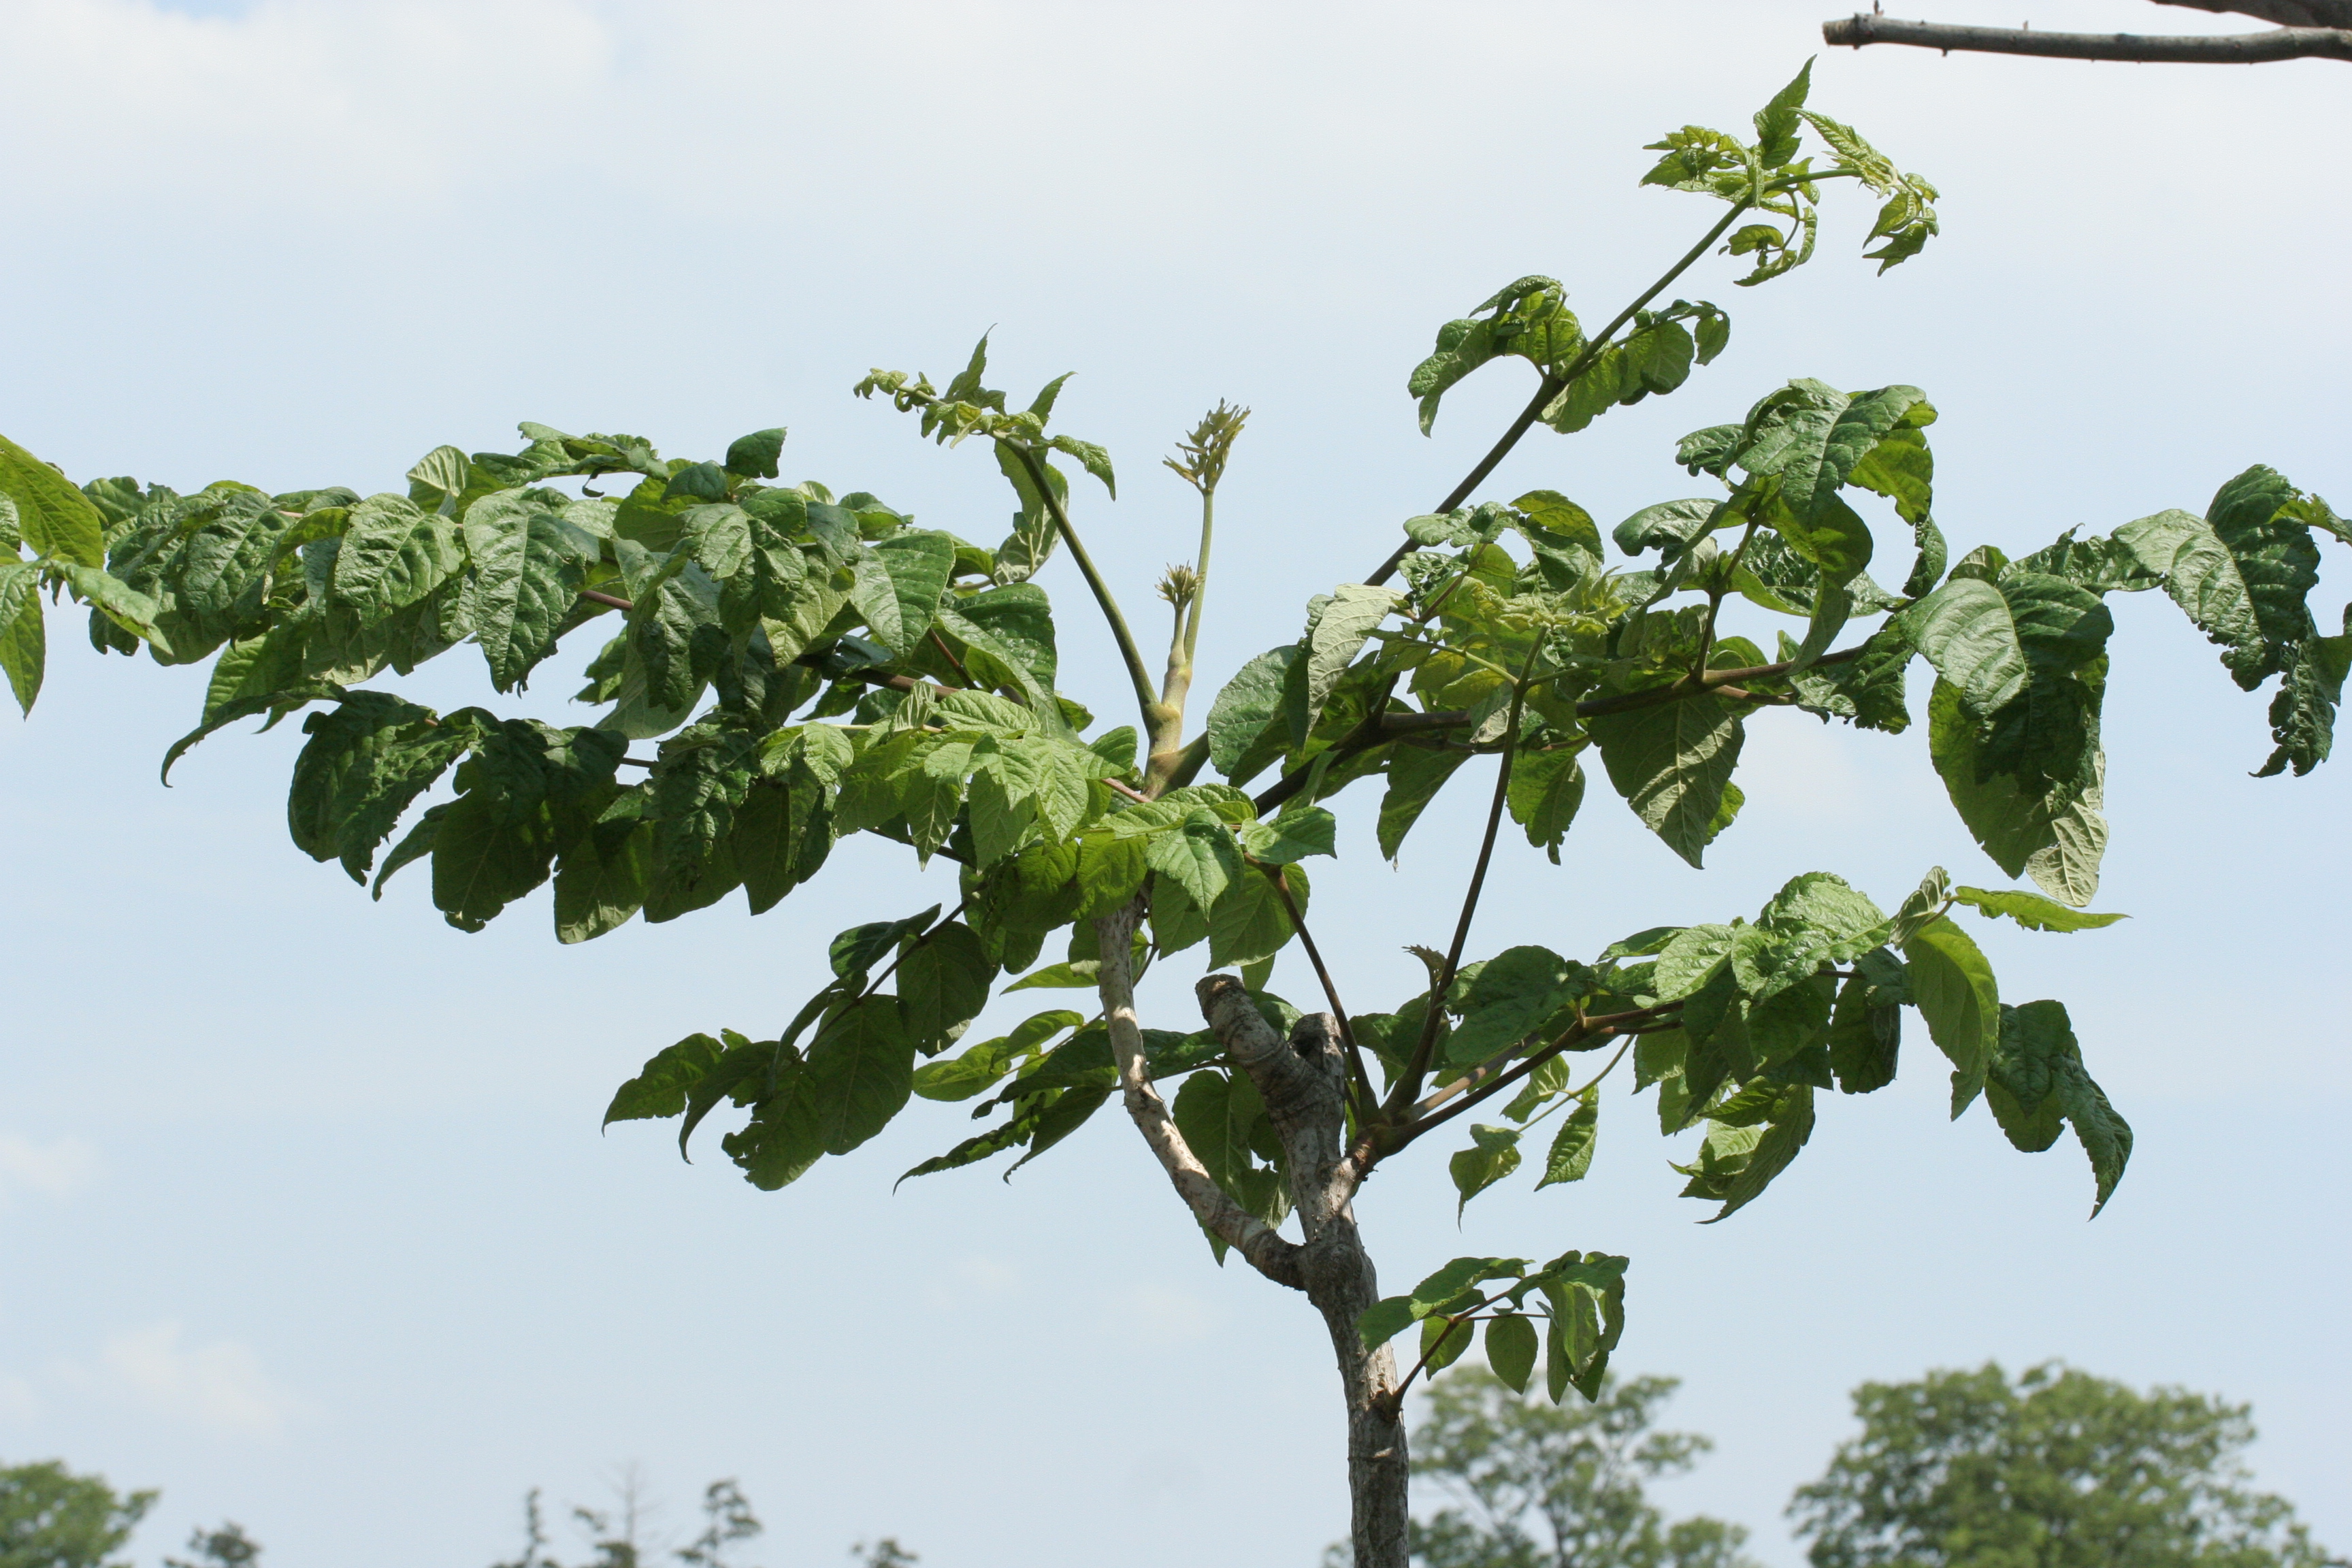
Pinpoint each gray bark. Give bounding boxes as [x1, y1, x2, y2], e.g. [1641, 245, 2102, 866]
[1196, 975, 1410, 1568]
[1822, 10, 2352, 61]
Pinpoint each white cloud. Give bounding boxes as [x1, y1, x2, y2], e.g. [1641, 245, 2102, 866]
[0, 1374, 39, 1422]
[0, 1134, 98, 1201]
[97, 1321, 308, 1437]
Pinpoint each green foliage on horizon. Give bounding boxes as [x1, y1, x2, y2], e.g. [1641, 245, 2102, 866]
[1792, 1363, 2345, 1568]
[0, 1460, 154, 1568]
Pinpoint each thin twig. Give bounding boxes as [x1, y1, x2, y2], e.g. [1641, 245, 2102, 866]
[1386, 642, 1543, 1115]
[1258, 861, 1379, 1120]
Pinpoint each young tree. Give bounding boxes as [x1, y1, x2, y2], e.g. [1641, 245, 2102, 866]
[2, 61, 2343, 1568]
[0, 1460, 154, 1568]
[1362, 1371, 1756, 1568]
[1791, 1363, 2346, 1568]
[494, 1473, 764, 1568]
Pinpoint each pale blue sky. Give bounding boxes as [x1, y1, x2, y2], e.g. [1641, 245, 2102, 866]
[1, 1, 2345, 1564]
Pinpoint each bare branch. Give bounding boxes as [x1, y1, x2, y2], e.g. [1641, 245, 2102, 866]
[1822, 11, 2352, 62]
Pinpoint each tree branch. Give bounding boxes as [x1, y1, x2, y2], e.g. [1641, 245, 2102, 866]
[1365, 199, 1759, 589]
[1004, 444, 1161, 727]
[1094, 901, 1305, 1290]
[1384, 643, 1541, 1116]
[2151, 0, 2352, 26]
[1822, 10, 2352, 62]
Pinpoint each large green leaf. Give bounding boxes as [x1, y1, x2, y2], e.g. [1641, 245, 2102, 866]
[898, 921, 994, 1049]
[0, 434, 104, 567]
[287, 693, 483, 881]
[1928, 678, 2108, 906]
[1951, 886, 2125, 933]
[331, 493, 467, 619]
[1207, 644, 1301, 785]
[2116, 468, 2321, 691]
[1303, 585, 1399, 734]
[805, 1000, 917, 1156]
[1143, 806, 1243, 909]
[1378, 743, 1471, 862]
[1447, 945, 1590, 1066]
[1900, 915, 1998, 1116]
[0, 561, 44, 715]
[553, 813, 651, 943]
[1589, 693, 1744, 867]
[429, 785, 557, 932]
[1901, 577, 2027, 717]
[853, 530, 956, 657]
[461, 491, 595, 691]
[1984, 998, 2131, 1215]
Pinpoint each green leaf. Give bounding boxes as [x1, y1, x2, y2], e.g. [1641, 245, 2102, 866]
[1507, 745, 1585, 862]
[1305, 586, 1399, 733]
[604, 1033, 725, 1126]
[1207, 644, 1300, 785]
[1420, 1312, 1475, 1374]
[0, 434, 104, 566]
[1951, 886, 2127, 932]
[1901, 577, 2027, 717]
[1239, 806, 1337, 864]
[1985, 998, 2132, 1215]
[1358, 1296, 1420, 1348]
[1046, 434, 1117, 497]
[1143, 807, 1243, 909]
[1614, 497, 1724, 561]
[1172, 1069, 1278, 1214]
[1827, 970, 1901, 1094]
[460, 491, 593, 691]
[2257, 619, 2352, 778]
[1901, 915, 1998, 1117]
[1484, 1313, 1540, 1394]
[1928, 678, 2108, 907]
[1699, 1085, 1816, 1223]
[0, 561, 45, 715]
[1535, 1086, 1601, 1190]
[1448, 946, 1591, 1066]
[898, 921, 994, 1049]
[1450, 1124, 1523, 1215]
[805, 1000, 917, 1155]
[853, 530, 956, 657]
[1589, 693, 1744, 868]
[1378, 743, 1471, 862]
[287, 693, 483, 881]
[1207, 860, 1307, 970]
[2116, 468, 2321, 691]
[430, 786, 557, 932]
[724, 427, 785, 479]
[553, 812, 651, 944]
[331, 493, 467, 618]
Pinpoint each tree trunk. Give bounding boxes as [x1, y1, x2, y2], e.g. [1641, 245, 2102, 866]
[1192, 977, 1410, 1567]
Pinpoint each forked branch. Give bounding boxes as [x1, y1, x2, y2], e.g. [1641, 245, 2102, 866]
[1093, 900, 1305, 1289]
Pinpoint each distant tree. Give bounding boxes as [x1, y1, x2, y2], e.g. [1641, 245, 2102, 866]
[676, 1482, 761, 1568]
[0, 1460, 154, 1568]
[1325, 1371, 1757, 1568]
[162, 1522, 261, 1568]
[851, 1541, 918, 1568]
[1791, 1363, 2347, 1568]
[495, 1474, 772, 1568]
